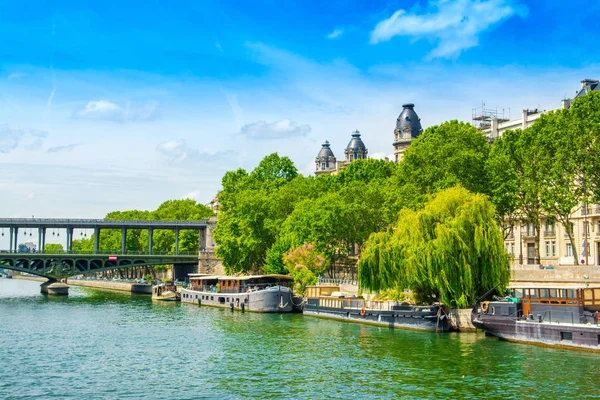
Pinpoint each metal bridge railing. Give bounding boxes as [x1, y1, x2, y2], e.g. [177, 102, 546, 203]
[0, 250, 198, 256]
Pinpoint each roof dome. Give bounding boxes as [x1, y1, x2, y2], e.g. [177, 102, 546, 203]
[396, 103, 423, 138]
[316, 140, 336, 160]
[346, 130, 367, 151]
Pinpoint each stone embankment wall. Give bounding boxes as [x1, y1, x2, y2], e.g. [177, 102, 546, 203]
[449, 308, 476, 331]
[66, 279, 152, 294]
[511, 264, 600, 285]
[13, 275, 46, 282]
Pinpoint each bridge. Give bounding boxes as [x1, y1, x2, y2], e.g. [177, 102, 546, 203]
[0, 218, 214, 283]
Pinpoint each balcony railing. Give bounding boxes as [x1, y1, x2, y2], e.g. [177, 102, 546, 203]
[543, 230, 556, 237]
[523, 231, 537, 238]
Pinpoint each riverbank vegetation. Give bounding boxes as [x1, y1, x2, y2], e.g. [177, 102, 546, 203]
[214, 91, 600, 305]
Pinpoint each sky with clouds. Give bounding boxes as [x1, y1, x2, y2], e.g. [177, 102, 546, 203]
[1, 0, 599, 221]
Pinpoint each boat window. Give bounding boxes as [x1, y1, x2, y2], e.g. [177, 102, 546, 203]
[513, 289, 523, 298]
[559, 289, 567, 299]
[529, 289, 538, 298]
[491, 306, 495, 315]
[549, 289, 558, 298]
[211, 296, 214, 301]
[560, 332, 573, 342]
[567, 290, 577, 299]
[539, 289, 549, 298]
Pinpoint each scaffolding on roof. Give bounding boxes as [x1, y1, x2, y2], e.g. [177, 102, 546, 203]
[472, 102, 509, 131]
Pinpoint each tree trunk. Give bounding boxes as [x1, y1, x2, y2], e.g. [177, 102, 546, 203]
[534, 221, 541, 264]
[564, 225, 579, 265]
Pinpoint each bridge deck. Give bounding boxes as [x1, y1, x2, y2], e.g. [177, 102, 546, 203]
[0, 218, 208, 229]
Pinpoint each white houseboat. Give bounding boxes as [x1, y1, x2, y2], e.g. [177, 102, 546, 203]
[181, 274, 294, 313]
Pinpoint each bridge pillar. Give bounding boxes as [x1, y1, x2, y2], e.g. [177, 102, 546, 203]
[94, 227, 100, 253]
[9, 227, 14, 252]
[38, 229, 42, 253]
[148, 228, 153, 254]
[121, 227, 127, 254]
[199, 228, 207, 252]
[67, 227, 74, 252]
[175, 228, 180, 255]
[13, 227, 18, 252]
[41, 228, 46, 253]
[40, 280, 69, 296]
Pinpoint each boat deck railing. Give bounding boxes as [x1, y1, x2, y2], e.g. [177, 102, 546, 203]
[188, 283, 288, 294]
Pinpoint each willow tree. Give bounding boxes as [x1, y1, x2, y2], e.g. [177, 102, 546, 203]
[358, 186, 509, 308]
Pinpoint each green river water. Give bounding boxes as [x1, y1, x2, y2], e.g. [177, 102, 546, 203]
[0, 278, 598, 399]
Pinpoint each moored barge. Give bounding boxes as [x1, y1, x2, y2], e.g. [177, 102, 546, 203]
[472, 284, 600, 351]
[302, 285, 450, 332]
[181, 274, 294, 313]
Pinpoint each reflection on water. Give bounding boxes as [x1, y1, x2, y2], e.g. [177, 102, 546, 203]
[0, 278, 598, 399]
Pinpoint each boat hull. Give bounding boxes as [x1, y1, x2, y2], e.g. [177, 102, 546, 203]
[472, 310, 600, 351]
[303, 304, 450, 332]
[181, 286, 294, 313]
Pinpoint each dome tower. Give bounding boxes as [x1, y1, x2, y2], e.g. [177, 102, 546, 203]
[315, 140, 337, 175]
[393, 103, 423, 163]
[344, 130, 368, 165]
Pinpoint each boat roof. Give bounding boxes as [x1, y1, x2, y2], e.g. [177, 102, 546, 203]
[188, 275, 219, 280]
[305, 285, 340, 288]
[217, 274, 292, 281]
[508, 284, 600, 289]
[188, 274, 291, 281]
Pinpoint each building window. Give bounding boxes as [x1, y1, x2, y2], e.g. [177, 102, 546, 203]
[321, 162, 326, 170]
[545, 241, 556, 257]
[584, 221, 590, 236]
[544, 221, 555, 235]
[525, 223, 536, 237]
[566, 242, 573, 257]
[505, 242, 515, 255]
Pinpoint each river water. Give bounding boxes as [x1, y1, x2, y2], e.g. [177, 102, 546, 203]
[0, 279, 598, 399]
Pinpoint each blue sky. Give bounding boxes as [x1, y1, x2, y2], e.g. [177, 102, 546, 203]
[1, 0, 599, 222]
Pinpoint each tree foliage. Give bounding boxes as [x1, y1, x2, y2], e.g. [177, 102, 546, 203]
[282, 242, 329, 295]
[398, 120, 490, 196]
[358, 186, 509, 308]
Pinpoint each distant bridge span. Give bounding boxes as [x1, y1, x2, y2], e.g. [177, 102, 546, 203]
[0, 218, 213, 255]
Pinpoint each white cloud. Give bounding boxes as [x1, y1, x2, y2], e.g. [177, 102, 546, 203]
[74, 100, 159, 122]
[370, 0, 528, 59]
[156, 139, 236, 165]
[239, 119, 311, 140]
[47, 143, 79, 153]
[27, 192, 35, 200]
[7, 72, 27, 80]
[0, 124, 47, 153]
[182, 190, 202, 202]
[327, 28, 344, 39]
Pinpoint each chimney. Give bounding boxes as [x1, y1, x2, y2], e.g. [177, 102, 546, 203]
[562, 99, 571, 109]
[581, 79, 599, 88]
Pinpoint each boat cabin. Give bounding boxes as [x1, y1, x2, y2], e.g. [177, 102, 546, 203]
[304, 285, 365, 309]
[482, 285, 600, 324]
[187, 274, 292, 294]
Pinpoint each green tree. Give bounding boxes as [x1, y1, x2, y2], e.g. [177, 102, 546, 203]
[358, 186, 509, 308]
[44, 243, 65, 253]
[398, 120, 490, 196]
[282, 242, 329, 295]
